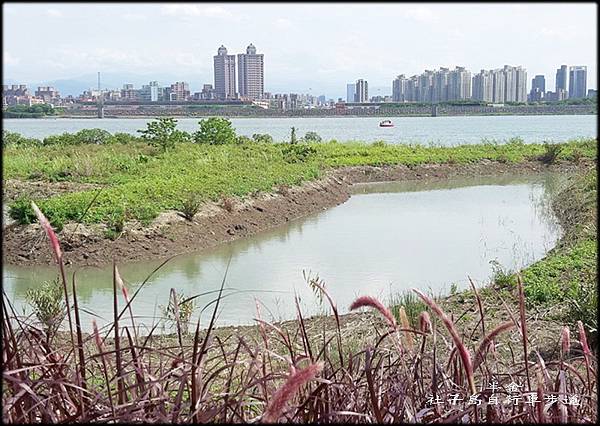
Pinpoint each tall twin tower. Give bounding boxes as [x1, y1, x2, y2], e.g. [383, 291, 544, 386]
[213, 44, 264, 100]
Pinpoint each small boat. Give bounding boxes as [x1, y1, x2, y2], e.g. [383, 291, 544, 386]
[379, 119, 394, 127]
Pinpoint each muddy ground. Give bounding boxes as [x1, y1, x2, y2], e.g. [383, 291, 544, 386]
[2, 159, 591, 267]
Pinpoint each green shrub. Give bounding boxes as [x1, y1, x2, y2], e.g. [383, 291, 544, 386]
[193, 117, 237, 145]
[2, 130, 41, 147]
[8, 196, 36, 224]
[538, 141, 563, 164]
[177, 192, 203, 221]
[252, 133, 274, 144]
[303, 131, 322, 143]
[26, 278, 65, 342]
[111, 132, 140, 144]
[74, 128, 113, 145]
[43, 133, 78, 146]
[281, 144, 317, 163]
[489, 260, 515, 288]
[235, 135, 252, 145]
[372, 140, 386, 148]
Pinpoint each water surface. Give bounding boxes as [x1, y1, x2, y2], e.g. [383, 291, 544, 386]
[3, 114, 596, 144]
[3, 172, 564, 333]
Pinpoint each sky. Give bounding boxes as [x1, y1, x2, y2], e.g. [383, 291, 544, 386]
[3, 2, 598, 98]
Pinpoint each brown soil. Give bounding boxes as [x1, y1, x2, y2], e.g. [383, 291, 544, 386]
[2, 159, 590, 267]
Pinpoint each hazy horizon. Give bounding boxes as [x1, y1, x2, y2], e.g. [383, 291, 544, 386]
[3, 2, 597, 98]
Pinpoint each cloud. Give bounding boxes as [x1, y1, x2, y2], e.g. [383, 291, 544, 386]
[122, 13, 148, 21]
[274, 18, 294, 30]
[4, 51, 21, 66]
[404, 6, 438, 23]
[160, 4, 236, 20]
[46, 8, 63, 18]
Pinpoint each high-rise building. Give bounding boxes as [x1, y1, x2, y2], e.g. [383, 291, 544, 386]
[555, 65, 568, 95]
[214, 45, 236, 100]
[346, 83, 355, 103]
[392, 75, 409, 102]
[568, 66, 587, 99]
[472, 70, 493, 102]
[447, 66, 471, 101]
[355, 79, 368, 103]
[418, 71, 434, 103]
[492, 69, 506, 103]
[237, 43, 264, 100]
[515, 66, 527, 102]
[431, 68, 449, 103]
[529, 75, 545, 102]
[167, 82, 190, 101]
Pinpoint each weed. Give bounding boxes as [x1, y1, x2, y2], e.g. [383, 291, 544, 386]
[25, 278, 65, 343]
[220, 196, 236, 213]
[177, 192, 203, 221]
[538, 141, 563, 164]
[389, 290, 428, 328]
[489, 259, 515, 288]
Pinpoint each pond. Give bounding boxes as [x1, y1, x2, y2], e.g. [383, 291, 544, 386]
[3, 172, 564, 333]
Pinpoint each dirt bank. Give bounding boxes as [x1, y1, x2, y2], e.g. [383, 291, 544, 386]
[2, 159, 591, 267]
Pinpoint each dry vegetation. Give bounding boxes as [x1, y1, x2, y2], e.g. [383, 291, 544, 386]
[2, 196, 597, 423]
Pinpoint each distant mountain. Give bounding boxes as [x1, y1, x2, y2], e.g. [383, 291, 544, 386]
[4, 72, 209, 96]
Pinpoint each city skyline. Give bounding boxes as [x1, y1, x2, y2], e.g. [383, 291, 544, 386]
[3, 3, 597, 98]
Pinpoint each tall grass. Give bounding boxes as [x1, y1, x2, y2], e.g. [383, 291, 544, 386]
[2, 203, 597, 423]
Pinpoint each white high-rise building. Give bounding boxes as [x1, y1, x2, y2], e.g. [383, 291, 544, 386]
[214, 45, 236, 100]
[447, 66, 471, 100]
[472, 70, 493, 102]
[569, 66, 587, 99]
[355, 79, 368, 103]
[237, 43, 264, 100]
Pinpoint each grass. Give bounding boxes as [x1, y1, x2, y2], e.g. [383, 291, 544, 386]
[3, 132, 597, 230]
[3, 202, 597, 423]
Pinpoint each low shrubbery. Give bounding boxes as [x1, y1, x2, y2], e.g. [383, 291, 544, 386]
[3, 122, 596, 232]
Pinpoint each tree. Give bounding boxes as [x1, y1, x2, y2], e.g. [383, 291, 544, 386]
[193, 117, 237, 145]
[290, 126, 298, 144]
[137, 117, 188, 152]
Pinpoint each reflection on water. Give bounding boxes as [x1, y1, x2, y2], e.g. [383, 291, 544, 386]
[3, 172, 566, 332]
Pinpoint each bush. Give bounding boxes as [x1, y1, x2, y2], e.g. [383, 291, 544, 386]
[282, 144, 317, 163]
[74, 128, 113, 145]
[111, 132, 138, 144]
[252, 133, 274, 144]
[489, 260, 515, 288]
[235, 135, 252, 145]
[43, 132, 78, 146]
[2, 130, 41, 147]
[8, 196, 36, 225]
[303, 131, 322, 143]
[193, 117, 237, 145]
[105, 208, 126, 240]
[538, 141, 563, 164]
[138, 118, 189, 152]
[177, 192, 203, 221]
[25, 278, 65, 342]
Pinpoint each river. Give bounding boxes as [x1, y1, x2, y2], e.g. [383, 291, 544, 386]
[3, 114, 596, 145]
[3, 172, 564, 333]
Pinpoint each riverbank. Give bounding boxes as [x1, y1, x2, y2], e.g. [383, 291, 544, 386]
[2, 158, 593, 267]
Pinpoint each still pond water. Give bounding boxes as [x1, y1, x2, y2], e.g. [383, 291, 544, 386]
[3, 172, 564, 333]
[3, 114, 596, 145]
